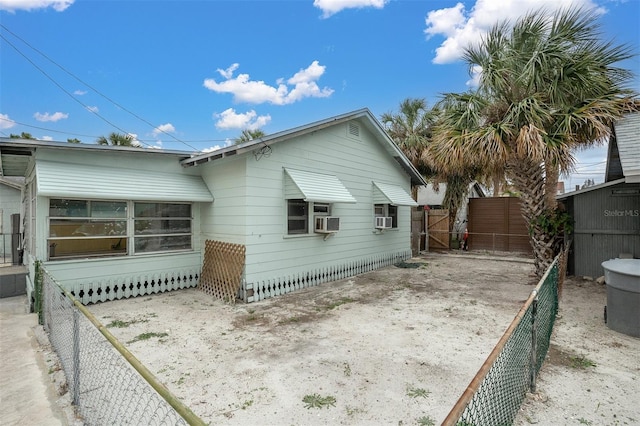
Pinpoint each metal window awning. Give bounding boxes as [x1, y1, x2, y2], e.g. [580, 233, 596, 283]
[284, 168, 356, 203]
[36, 160, 213, 202]
[373, 181, 417, 206]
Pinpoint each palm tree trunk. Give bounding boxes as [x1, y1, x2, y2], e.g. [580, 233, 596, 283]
[443, 175, 472, 235]
[507, 159, 555, 277]
[544, 162, 559, 211]
[492, 174, 501, 197]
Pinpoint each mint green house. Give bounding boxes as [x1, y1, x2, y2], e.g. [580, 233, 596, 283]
[0, 109, 425, 305]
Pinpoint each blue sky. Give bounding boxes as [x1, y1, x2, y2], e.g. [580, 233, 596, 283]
[1, 0, 638, 190]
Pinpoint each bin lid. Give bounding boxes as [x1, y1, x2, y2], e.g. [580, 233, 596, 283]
[602, 259, 640, 276]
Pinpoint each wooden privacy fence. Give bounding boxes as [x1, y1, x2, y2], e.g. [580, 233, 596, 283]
[199, 240, 246, 303]
[468, 197, 532, 253]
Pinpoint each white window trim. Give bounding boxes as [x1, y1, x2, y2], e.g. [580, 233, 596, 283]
[285, 200, 334, 238]
[47, 199, 193, 260]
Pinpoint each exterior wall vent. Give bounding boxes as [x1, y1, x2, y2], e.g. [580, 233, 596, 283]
[348, 122, 360, 138]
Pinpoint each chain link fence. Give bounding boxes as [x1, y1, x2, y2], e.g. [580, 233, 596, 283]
[39, 264, 205, 426]
[442, 255, 559, 426]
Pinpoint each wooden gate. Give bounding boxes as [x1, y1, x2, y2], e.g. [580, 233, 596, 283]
[428, 209, 449, 250]
[411, 209, 425, 255]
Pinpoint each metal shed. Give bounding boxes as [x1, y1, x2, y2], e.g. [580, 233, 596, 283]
[558, 112, 640, 278]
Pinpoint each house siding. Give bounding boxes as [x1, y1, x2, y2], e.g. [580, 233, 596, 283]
[200, 120, 414, 301]
[199, 156, 248, 245]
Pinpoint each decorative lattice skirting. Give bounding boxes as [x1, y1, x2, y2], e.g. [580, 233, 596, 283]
[199, 240, 246, 303]
[241, 250, 411, 303]
[67, 269, 200, 305]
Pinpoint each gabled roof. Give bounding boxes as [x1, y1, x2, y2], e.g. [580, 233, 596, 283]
[605, 112, 640, 184]
[181, 108, 428, 187]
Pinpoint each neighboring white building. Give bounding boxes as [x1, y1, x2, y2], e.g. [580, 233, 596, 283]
[0, 176, 24, 262]
[417, 182, 486, 234]
[0, 109, 426, 305]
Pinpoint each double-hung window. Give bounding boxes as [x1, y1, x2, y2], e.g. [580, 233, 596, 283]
[287, 199, 309, 234]
[48, 199, 192, 260]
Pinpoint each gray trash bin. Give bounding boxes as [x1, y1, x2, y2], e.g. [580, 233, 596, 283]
[602, 259, 640, 337]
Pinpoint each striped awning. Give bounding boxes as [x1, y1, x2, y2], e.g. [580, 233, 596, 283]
[36, 160, 213, 202]
[373, 181, 417, 206]
[284, 168, 356, 203]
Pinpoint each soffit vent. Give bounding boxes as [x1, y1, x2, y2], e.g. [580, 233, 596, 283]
[348, 122, 360, 138]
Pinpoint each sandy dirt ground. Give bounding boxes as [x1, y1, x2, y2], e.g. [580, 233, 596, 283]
[44, 252, 638, 425]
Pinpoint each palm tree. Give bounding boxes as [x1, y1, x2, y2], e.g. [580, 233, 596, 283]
[381, 98, 435, 181]
[382, 98, 482, 235]
[9, 132, 35, 139]
[233, 129, 266, 145]
[430, 7, 638, 276]
[96, 132, 136, 146]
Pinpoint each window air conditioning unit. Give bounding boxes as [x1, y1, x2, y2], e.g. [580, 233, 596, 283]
[375, 216, 393, 229]
[315, 216, 340, 233]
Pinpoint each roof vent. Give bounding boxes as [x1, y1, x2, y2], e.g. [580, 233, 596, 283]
[348, 122, 360, 138]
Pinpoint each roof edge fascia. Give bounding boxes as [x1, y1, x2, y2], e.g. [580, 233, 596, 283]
[557, 178, 627, 199]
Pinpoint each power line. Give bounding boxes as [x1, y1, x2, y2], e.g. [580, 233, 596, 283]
[0, 24, 201, 151]
[0, 33, 158, 149]
[0, 117, 102, 139]
[0, 116, 229, 145]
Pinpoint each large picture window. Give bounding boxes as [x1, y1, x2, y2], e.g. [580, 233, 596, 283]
[134, 202, 192, 253]
[48, 199, 192, 260]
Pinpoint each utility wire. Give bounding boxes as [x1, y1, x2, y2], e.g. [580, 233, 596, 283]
[0, 117, 103, 139]
[0, 116, 228, 145]
[0, 33, 157, 149]
[0, 24, 200, 151]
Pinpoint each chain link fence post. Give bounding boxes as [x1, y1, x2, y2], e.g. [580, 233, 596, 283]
[530, 294, 538, 393]
[72, 308, 81, 406]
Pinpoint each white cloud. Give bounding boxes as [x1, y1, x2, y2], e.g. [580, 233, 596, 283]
[74, 90, 87, 95]
[202, 145, 224, 153]
[314, 0, 387, 18]
[203, 61, 334, 105]
[86, 106, 99, 113]
[466, 65, 482, 87]
[42, 136, 53, 141]
[214, 108, 271, 131]
[424, 2, 466, 38]
[152, 123, 175, 137]
[34, 111, 68, 122]
[0, 113, 16, 129]
[424, 0, 603, 64]
[127, 133, 142, 148]
[0, 0, 74, 12]
[218, 63, 239, 79]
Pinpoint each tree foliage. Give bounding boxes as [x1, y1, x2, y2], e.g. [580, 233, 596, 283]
[9, 132, 35, 139]
[233, 129, 266, 145]
[96, 132, 137, 146]
[429, 6, 638, 276]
